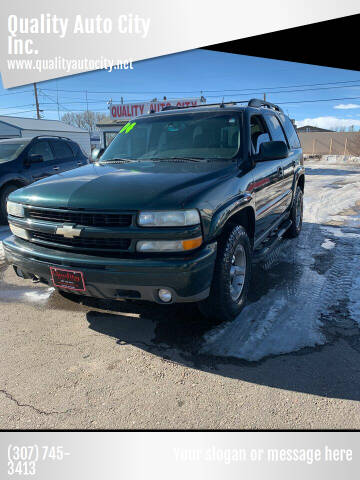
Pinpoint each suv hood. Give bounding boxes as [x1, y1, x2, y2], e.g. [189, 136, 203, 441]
[10, 160, 237, 210]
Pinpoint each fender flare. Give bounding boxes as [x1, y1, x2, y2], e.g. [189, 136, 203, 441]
[0, 175, 29, 192]
[290, 166, 305, 206]
[206, 192, 255, 241]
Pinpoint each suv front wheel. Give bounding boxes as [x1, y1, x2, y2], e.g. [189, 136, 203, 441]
[198, 225, 252, 323]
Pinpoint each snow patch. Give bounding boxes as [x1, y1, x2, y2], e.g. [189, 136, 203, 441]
[321, 226, 360, 239]
[321, 239, 335, 250]
[201, 286, 326, 361]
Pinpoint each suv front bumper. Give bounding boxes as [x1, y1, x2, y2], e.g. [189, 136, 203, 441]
[3, 236, 217, 304]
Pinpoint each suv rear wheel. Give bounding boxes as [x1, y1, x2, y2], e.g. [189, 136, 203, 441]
[0, 184, 19, 224]
[284, 185, 303, 238]
[198, 225, 252, 323]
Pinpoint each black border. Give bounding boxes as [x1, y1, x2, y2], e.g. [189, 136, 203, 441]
[204, 14, 360, 71]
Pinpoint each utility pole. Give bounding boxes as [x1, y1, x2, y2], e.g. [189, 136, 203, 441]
[263, 93, 266, 101]
[33, 83, 40, 119]
[56, 81, 60, 120]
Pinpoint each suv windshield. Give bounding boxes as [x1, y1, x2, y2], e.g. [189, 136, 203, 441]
[0, 142, 27, 163]
[100, 112, 241, 162]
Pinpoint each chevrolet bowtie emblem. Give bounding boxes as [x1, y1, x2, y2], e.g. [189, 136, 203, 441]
[55, 225, 82, 239]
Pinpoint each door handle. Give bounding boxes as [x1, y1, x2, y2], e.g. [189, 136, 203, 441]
[53, 166, 60, 171]
[77, 162, 83, 166]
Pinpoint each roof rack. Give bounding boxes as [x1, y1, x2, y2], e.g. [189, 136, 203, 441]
[29, 135, 73, 142]
[157, 98, 283, 113]
[160, 101, 241, 112]
[248, 98, 283, 113]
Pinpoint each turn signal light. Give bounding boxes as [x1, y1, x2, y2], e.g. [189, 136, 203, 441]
[182, 236, 202, 250]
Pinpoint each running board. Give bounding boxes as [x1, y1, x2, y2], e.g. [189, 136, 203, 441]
[252, 220, 292, 263]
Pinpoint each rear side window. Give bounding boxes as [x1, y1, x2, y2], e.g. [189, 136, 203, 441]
[279, 113, 301, 148]
[264, 114, 287, 144]
[28, 141, 54, 161]
[52, 141, 74, 161]
[66, 141, 78, 156]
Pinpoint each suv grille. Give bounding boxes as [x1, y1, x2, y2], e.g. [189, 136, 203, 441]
[27, 209, 132, 227]
[31, 231, 131, 251]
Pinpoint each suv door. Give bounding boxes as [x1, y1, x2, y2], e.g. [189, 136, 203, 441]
[250, 114, 285, 238]
[278, 112, 302, 202]
[25, 140, 57, 181]
[263, 113, 292, 213]
[50, 139, 79, 173]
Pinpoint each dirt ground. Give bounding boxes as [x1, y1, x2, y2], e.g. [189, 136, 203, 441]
[1, 161, 360, 429]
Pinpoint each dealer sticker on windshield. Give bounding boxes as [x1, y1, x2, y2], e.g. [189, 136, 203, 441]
[50, 267, 86, 292]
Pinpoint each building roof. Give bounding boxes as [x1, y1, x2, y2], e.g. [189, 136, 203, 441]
[0, 115, 88, 133]
[297, 125, 334, 132]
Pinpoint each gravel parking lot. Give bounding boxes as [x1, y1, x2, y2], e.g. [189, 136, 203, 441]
[1, 161, 360, 430]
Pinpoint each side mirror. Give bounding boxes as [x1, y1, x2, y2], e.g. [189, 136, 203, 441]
[258, 141, 288, 161]
[27, 154, 44, 165]
[91, 148, 104, 162]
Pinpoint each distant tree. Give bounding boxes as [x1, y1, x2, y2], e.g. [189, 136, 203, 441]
[61, 111, 109, 131]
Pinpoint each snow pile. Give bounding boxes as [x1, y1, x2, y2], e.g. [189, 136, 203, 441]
[202, 277, 326, 361]
[305, 155, 360, 164]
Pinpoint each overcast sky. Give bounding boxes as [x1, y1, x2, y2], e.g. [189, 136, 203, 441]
[1, 49, 360, 130]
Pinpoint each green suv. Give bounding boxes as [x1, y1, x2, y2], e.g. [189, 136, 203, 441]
[3, 99, 304, 321]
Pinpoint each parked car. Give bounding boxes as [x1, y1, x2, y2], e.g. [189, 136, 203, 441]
[0, 136, 89, 223]
[3, 99, 304, 322]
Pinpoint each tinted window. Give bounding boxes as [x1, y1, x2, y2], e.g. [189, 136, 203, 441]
[66, 141, 78, 156]
[52, 141, 74, 161]
[265, 115, 287, 144]
[279, 113, 301, 148]
[28, 141, 54, 161]
[250, 115, 270, 154]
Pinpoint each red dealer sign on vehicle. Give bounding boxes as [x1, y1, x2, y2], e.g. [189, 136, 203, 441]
[110, 98, 205, 120]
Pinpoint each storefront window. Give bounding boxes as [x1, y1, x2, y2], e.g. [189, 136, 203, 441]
[104, 131, 118, 148]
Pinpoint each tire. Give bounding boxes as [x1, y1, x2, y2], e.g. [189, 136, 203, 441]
[0, 184, 19, 224]
[198, 225, 252, 323]
[284, 185, 303, 238]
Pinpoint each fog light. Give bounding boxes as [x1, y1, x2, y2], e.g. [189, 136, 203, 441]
[9, 223, 29, 240]
[158, 289, 172, 303]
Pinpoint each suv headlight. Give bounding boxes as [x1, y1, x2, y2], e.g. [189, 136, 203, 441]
[7, 201, 24, 218]
[138, 209, 200, 227]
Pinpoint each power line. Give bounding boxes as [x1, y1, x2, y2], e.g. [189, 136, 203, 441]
[0, 89, 32, 97]
[0, 109, 37, 116]
[39, 78, 360, 95]
[276, 95, 360, 105]
[4, 94, 360, 116]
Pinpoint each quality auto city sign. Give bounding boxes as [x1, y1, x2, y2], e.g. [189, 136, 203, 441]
[110, 98, 205, 120]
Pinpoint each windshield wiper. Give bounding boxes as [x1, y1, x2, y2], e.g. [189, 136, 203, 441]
[149, 156, 205, 162]
[99, 158, 136, 164]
